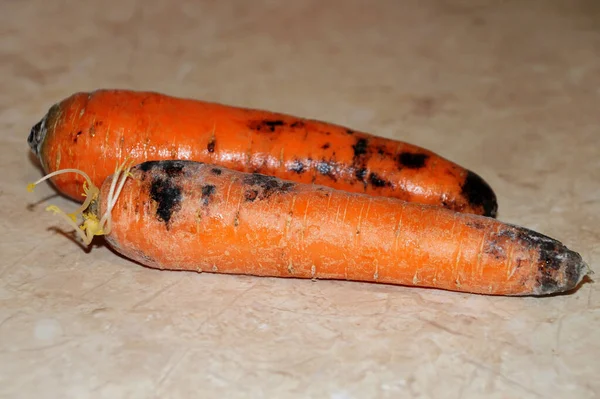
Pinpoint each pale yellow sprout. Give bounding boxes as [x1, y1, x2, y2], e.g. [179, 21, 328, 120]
[27, 160, 134, 246]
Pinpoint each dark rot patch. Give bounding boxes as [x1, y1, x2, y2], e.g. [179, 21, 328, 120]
[461, 171, 498, 218]
[537, 271, 560, 294]
[466, 221, 486, 230]
[368, 172, 390, 188]
[138, 160, 190, 174]
[376, 146, 387, 156]
[150, 177, 182, 227]
[288, 160, 306, 174]
[483, 240, 506, 260]
[207, 138, 216, 153]
[321, 143, 331, 150]
[243, 173, 295, 200]
[139, 162, 152, 172]
[210, 167, 222, 175]
[164, 161, 185, 177]
[28, 118, 45, 156]
[290, 121, 305, 129]
[346, 129, 355, 135]
[248, 119, 286, 132]
[73, 130, 83, 143]
[498, 225, 589, 294]
[355, 168, 367, 181]
[397, 152, 429, 169]
[244, 189, 259, 202]
[352, 138, 369, 158]
[201, 184, 216, 206]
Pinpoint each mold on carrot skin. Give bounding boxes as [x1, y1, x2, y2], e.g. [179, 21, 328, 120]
[248, 119, 286, 133]
[201, 185, 216, 206]
[149, 177, 182, 227]
[397, 152, 429, 169]
[461, 171, 498, 219]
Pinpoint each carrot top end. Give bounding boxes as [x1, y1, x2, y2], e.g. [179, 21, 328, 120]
[27, 167, 107, 246]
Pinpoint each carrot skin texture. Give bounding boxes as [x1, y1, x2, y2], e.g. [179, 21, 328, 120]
[28, 89, 498, 217]
[97, 160, 587, 296]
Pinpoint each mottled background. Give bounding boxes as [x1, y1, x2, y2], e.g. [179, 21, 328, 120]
[1, 1, 599, 398]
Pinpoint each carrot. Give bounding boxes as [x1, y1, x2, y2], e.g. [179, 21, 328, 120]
[27, 89, 498, 217]
[28, 159, 589, 296]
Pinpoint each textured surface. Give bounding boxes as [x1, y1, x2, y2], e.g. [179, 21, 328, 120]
[1, 1, 599, 398]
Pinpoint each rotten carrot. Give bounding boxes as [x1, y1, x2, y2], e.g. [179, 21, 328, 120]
[27, 89, 498, 217]
[28, 160, 589, 296]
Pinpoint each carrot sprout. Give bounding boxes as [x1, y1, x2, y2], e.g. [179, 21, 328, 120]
[27, 160, 134, 246]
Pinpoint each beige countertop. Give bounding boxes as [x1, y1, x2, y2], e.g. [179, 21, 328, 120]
[1, 1, 599, 398]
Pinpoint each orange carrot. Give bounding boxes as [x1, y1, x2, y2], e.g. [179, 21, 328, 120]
[28, 89, 498, 217]
[28, 159, 589, 296]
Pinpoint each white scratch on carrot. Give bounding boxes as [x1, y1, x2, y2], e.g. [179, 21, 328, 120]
[506, 242, 516, 280]
[342, 196, 350, 223]
[392, 203, 405, 253]
[373, 259, 379, 281]
[301, 198, 311, 249]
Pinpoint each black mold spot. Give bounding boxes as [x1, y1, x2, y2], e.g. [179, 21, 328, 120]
[289, 160, 305, 174]
[150, 177, 182, 227]
[211, 167, 222, 175]
[466, 221, 486, 230]
[346, 129, 355, 135]
[243, 173, 295, 200]
[249, 119, 286, 132]
[139, 161, 154, 172]
[139, 160, 189, 174]
[461, 171, 498, 218]
[352, 138, 368, 158]
[376, 146, 387, 156]
[290, 121, 305, 128]
[351, 138, 371, 187]
[74, 130, 83, 143]
[201, 184, 216, 206]
[164, 161, 185, 177]
[355, 168, 367, 181]
[368, 172, 390, 188]
[207, 138, 216, 153]
[537, 272, 560, 294]
[397, 152, 429, 169]
[28, 119, 44, 155]
[321, 143, 331, 150]
[244, 189, 259, 202]
[483, 240, 506, 260]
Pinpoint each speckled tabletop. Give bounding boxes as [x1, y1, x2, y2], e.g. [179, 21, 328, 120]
[1, 1, 599, 398]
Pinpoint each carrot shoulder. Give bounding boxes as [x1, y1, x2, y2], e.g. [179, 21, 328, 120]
[27, 89, 498, 217]
[30, 160, 588, 296]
